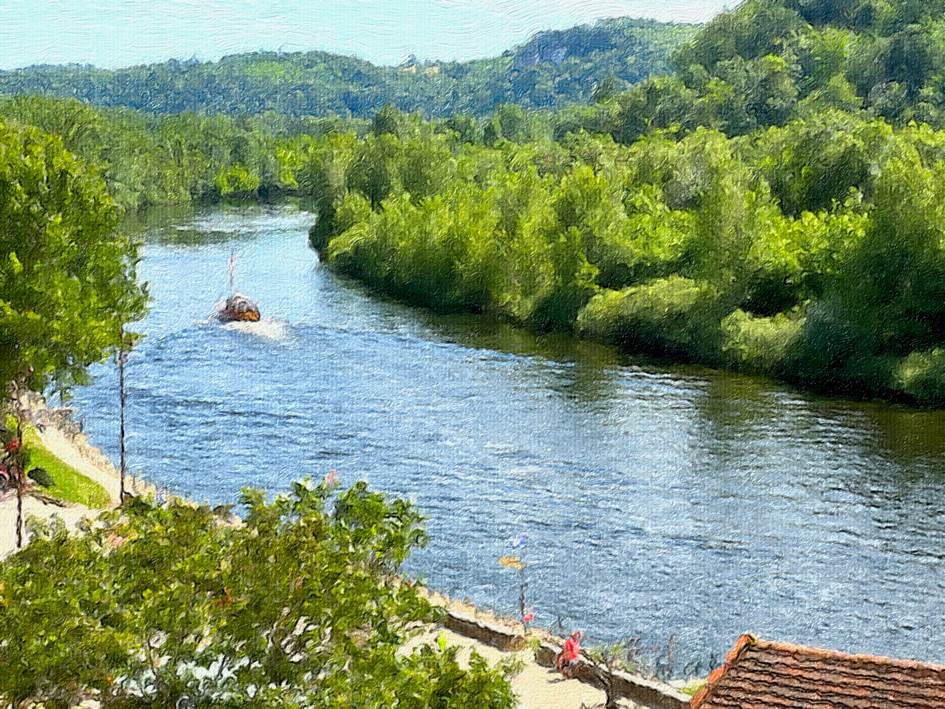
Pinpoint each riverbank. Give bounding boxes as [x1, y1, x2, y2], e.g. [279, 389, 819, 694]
[317, 242, 945, 410]
[1, 396, 683, 707]
[0, 394, 155, 557]
[302, 115, 945, 411]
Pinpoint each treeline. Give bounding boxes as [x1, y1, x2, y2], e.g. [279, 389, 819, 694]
[296, 106, 945, 406]
[0, 19, 694, 118]
[0, 95, 367, 212]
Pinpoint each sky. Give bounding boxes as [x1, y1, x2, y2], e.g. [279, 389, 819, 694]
[0, 0, 735, 71]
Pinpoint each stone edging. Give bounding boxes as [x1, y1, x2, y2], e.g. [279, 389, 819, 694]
[431, 595, 690, 709]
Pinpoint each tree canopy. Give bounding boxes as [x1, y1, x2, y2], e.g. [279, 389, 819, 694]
[0, 118, 146, 393]
[572, 0, 945, 142]
[290, 105, 945, 405]
[0, 479, 517, 707]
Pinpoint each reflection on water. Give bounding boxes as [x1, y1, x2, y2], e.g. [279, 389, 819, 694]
[75, 202, 945, 669]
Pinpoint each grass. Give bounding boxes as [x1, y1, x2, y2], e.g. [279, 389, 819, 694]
[22, 427, 111, 509]
[680, 679, 707, 696]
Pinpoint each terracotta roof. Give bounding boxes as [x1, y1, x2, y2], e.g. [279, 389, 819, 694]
[690, 634, 945, 708]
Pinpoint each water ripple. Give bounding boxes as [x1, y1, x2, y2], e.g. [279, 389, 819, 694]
[72, 203, 945, 669]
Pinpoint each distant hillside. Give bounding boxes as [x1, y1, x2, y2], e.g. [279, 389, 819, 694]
[667, 0, 945, 130]
[0, 18, 696, 118]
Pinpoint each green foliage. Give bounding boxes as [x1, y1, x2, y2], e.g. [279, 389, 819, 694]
[0, 96, 315, 211]
[0, 481, 517, 707]
[721, 308, 805, 375]
[839, 149, 945, 355]
[214, 164, 261, 197]
[393, 643, 519, 708]
[0, 19, 696, 119]
[576, 277, 723, 360]
[297, 101, 945, 405]
[647, 0, 945, 135]
[744, 110, 893, 215]
[894, 349, 945, 405]
[0, 118, 146, 393]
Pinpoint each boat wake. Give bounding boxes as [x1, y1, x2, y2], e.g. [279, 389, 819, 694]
[221, 318, 289, 341]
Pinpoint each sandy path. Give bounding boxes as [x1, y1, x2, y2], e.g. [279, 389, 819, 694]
[407, 627, 634, 709]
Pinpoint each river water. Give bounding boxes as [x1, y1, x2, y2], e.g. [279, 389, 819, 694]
[73, 202, 945, 672]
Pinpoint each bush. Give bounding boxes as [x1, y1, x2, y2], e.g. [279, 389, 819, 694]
[0, 480, 517, 707]
[721, 308, 805, 375]
[894, 349, 945, 405]
[214, 164, 261, 197]
[577, 276, 723, 360]
[26, 467, 52, 488]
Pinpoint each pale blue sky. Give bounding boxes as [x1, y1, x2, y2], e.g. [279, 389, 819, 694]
[0, 1, 734, 70]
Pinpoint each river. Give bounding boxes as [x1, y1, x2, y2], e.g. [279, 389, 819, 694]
[73, 202, 945, 673]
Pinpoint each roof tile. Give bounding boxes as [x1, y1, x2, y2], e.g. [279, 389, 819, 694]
[691, 634, 945, 709]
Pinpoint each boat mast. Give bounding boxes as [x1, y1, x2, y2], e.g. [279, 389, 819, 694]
[228, 251, 236, 295]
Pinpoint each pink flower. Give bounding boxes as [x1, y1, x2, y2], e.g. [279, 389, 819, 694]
[522, 612, 535, 624]
[323, 469, 338, 487]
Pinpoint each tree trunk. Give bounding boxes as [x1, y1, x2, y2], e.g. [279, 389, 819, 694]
[15, 485, 22, 549]
[13, 393, 25, 549]
[118, 328, 128, 504]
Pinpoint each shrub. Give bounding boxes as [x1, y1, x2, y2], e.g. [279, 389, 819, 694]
[894, 349, 945, 405]
[0, 480, 517, 707]
[214, 164, 261, 197]
[721, 308, 805, 375]
[577, 276, 723, 360]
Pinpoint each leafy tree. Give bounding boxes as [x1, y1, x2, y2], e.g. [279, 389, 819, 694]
[0, 119, 146, 395]
[0, 480, 518, 706]
[372, 104, 405, 137]
[745, 109, 893, 215]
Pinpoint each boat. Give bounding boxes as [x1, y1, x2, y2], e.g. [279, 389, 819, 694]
[217, 252, 261, 322]
[218, 293, 261, 322]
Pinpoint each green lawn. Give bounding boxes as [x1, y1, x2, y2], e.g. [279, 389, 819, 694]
[22, 428, 111, 508]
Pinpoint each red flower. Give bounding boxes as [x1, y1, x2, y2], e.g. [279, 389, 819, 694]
[522, 612, 535, 624]
[3, 439, 19, 454]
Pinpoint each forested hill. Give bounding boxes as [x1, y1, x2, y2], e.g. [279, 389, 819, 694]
[589, 0, 945, 142]
[0, 18, 695, 118]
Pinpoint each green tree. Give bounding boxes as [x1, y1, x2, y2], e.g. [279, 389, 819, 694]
[0, 120, 147, 395]
[0, 480, 518, 706]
